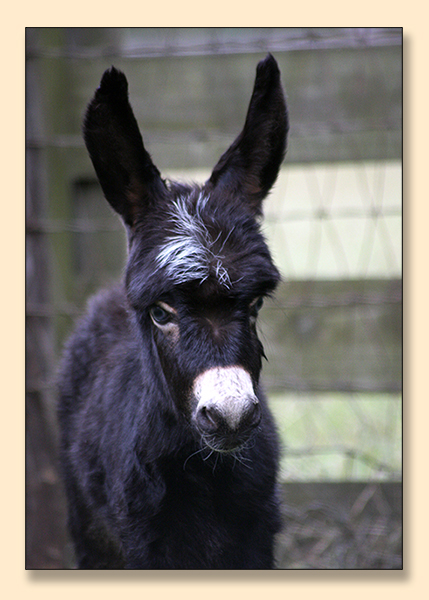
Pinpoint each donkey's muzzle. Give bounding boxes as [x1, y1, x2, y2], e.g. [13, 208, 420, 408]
[192, 366, 261, 451]
[196, 400, 261, 449]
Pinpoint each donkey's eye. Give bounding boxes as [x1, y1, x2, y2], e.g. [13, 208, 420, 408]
[254, 297, 264, 312]
[250, 296, 264, 319]
[149, 302, 176, 326]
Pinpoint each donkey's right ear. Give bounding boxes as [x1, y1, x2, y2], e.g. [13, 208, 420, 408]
[83, 67, 165, 228]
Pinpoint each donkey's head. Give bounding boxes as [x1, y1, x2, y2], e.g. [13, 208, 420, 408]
[83, 54, 288, 453]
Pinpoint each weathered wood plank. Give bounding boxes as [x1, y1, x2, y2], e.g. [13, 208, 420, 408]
[260, 279, 402, 393]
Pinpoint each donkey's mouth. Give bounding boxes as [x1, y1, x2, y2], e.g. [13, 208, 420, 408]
[201, 430, 257, 454]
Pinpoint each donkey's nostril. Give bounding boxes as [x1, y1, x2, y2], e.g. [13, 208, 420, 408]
[196, 405, 221, 434]
[246, 400, 261, 430]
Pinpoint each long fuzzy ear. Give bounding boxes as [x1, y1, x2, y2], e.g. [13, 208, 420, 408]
[207, 54, 288, 214]
[83, 67, 165, 228]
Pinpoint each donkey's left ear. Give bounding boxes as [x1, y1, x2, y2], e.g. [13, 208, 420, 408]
[207, 54, 289, 215]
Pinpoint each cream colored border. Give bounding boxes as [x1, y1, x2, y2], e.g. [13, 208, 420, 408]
[9, 13, 423, 600]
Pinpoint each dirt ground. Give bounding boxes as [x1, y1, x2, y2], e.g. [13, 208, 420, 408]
[275, 482, 402, 569]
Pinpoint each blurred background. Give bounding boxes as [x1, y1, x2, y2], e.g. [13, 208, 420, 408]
[26, 27, 402, 569]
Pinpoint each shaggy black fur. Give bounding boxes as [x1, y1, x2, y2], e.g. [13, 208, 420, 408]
[58, 54, 289, 569]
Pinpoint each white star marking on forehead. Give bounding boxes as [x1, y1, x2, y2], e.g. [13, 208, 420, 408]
[156, 193, 232, 287]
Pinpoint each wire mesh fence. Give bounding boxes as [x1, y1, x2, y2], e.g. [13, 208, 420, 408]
[26, 27, 402, 569]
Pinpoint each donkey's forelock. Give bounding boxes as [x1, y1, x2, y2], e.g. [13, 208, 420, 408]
[156, 191, 232, 288]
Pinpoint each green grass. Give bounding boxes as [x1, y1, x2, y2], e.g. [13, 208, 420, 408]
[268, 392, 402, 482]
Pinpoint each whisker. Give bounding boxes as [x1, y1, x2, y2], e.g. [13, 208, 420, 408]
[233, 451, 253, 470]
[183, 446, 207, 471]
[202, 449, 215, 462]
[212, 452, 221, 474]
